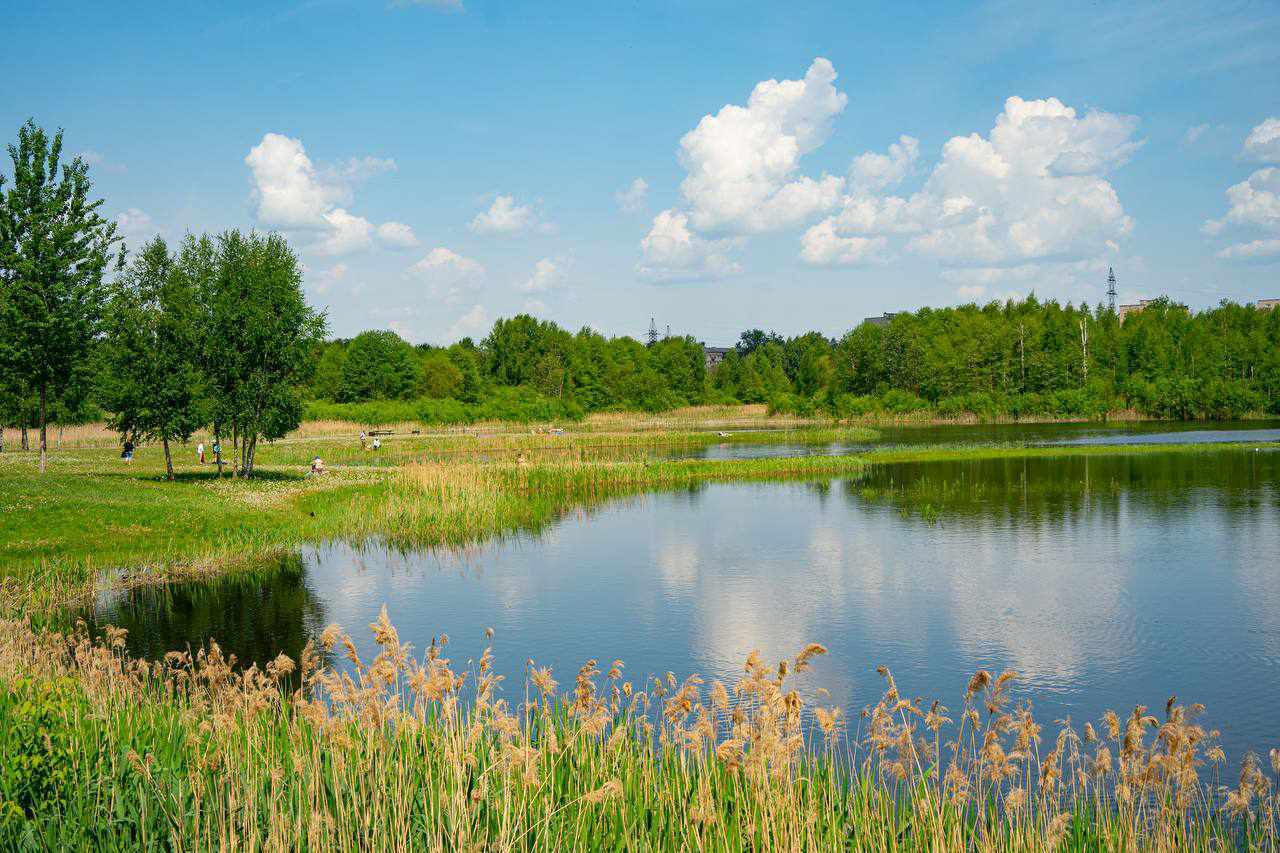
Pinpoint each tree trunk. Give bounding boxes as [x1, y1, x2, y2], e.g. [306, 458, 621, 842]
[20, 428, 28, 451]
[232, 426, 239, 479]
[214, 423, 223, 476]
[57, 425, 64, 449]
[39, 383, 47, 474]
[162, 435, 174, 481]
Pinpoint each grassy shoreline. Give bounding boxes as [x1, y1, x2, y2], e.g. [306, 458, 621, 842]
[3, 424, 1277, 615]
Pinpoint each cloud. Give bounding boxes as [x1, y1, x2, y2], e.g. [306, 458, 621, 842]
[313, 208, 374, 256]
[637, 209, 742, 281]
[447, 304, 489, 340]
[1243, 117, 1280, 162]
[1204, 122, 1280, 260]
[522, 298, 548, 315]
[1184, 123, 1210, 144]
[79, 150, 127, 174]
[615, 177, 649, 213]
[407, 247, 484, 303]
[469, 194, 549, 235]
[376, 221, 419, 248]
[849, 135, 919, 193]
[1216, 238, 1280, 260]
[518, 257, 565, 292]
[799, 218, 886, 266]
[311, 263, 348, 295]
[334, 156, 396, 183]
[809, 96, 1140, 268]
[676, 57, 847, 235]
[114, 208, 155, 241]
[244, 132, 411, 256]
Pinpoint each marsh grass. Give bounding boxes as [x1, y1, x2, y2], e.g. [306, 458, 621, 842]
[1, 614, 1276, 850]
[0, 441, 870, 615]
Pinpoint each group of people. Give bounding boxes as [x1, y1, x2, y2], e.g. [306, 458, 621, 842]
[114, 430, 389, 474]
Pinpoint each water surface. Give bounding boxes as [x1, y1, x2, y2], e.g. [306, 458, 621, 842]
[88, 443, 1280, 768]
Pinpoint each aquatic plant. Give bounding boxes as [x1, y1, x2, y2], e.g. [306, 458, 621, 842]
[0, 615, 1276, 849]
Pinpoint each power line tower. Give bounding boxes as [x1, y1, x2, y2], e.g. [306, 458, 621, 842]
[647, 317, 659, 346]
[1106, 267, 1118, 314]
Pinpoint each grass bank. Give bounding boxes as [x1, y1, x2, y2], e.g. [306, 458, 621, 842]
[0, 429, 875, 615]
[2, 613, 1275, 849]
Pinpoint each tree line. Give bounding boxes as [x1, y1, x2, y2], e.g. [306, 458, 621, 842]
[305, 297, 1280, 424]
[0, 120, 324, 477]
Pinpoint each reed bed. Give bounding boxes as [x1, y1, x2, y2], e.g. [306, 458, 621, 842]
[1, 614, 1275, 850]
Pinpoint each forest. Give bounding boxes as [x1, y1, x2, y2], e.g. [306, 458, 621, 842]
[298, 295, 1280, 424]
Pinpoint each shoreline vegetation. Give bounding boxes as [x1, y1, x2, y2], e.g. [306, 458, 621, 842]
[2, 412, 1277, 615]
[4, 413, 1280, 848]
[3, 608, 1278, 849]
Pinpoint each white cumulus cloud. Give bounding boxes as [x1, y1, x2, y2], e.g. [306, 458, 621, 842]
[115, 208, 155, 241]
[470, 194, 546, 235]
[615, 177, 649, 213]
[447, 304, 489, 341]
[676, 57, 847, 235]
[799, 219, 886, 266]
[807, 96, 1140, 269]
[638, 209, 741, 281]
[518, 257, 565, 292]
[849, 135, 919, 193]
[408, 247, 485, 304]
[1204, 120, 1280, 262]
[1243, 117, 1280, 163]
[376, 221, 419, 248]
[245, 132, 412, 256]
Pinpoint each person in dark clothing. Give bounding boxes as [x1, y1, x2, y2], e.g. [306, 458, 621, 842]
[122, 440, 134, 462]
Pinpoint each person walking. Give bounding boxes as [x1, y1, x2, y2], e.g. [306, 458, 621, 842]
[122, 439, 134, 462]
[197, 441, 205, 464]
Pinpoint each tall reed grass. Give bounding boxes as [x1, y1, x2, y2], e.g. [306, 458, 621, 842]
[1, 614, 1275, 850]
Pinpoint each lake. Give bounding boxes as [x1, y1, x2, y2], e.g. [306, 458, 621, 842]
[85, 436, 1280, 768]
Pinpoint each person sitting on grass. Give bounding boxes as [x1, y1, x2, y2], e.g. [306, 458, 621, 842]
[310, 456, 326, 475]
[372, 437, 381, 451]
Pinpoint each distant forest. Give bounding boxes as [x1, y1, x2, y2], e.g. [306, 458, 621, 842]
[298, 296, 1280, 424]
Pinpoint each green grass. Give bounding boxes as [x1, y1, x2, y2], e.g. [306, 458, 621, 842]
[0, 427, 879, 613]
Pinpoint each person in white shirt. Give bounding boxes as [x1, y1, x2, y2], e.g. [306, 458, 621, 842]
[197, 442, 205, 464]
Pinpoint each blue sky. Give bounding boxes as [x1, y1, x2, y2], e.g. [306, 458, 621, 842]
[4, 0, 1279, 345]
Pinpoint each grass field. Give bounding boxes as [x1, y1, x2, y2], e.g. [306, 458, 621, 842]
[0, 419, 881, 614]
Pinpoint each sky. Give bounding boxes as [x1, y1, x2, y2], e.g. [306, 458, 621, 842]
[3, 0, 1279, 346]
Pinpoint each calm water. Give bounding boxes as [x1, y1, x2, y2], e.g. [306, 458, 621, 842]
[85, 442, 1280, 766]
[687, 419, 1280, 460]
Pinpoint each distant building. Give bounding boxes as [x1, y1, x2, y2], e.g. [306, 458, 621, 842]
[1256, 298, 1280, 311]
[863, 312, 897, 327]
[702, 345, 733, 370]
[1118, 299, 1159, 321]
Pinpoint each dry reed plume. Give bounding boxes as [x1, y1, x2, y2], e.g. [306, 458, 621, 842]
[1, 613, 1276, 850]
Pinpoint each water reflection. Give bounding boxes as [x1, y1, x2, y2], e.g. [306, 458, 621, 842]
[686, 420, 1280, 460]
[85, 447, 1280, 765]
[88, 552, 329, 668]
